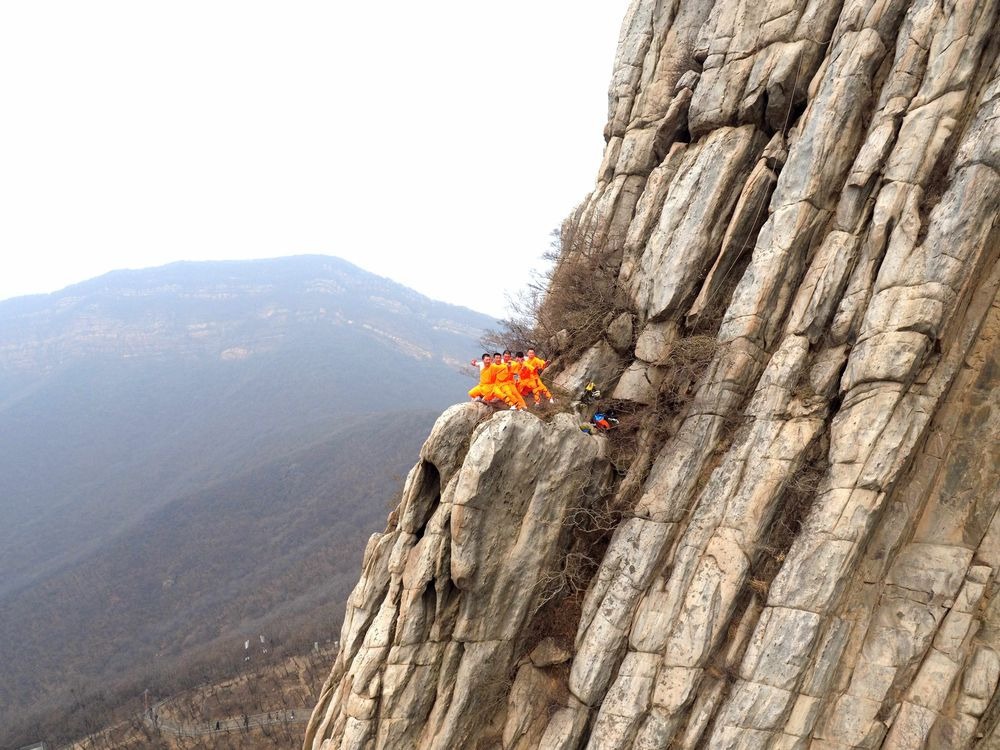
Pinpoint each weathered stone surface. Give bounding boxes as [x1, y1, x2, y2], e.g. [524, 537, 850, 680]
[529, 637, 572, 668]
[502, 661, 569, 750]
[687, 132, 784, 329]
[307, 1, 1000, 748]
[571, 517, 673, 706]
[553, 340, 624, 396]
[606, 312, 635, 353]
[623, 125, 768, 323]
[740, 607, 822, 690]
[305, 408, 606, 749]
[611, 360, 665, 404]
[958, 648, 1000, 717]
[633, 321, 677, 363]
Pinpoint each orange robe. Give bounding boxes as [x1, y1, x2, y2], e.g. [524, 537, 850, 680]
[521, 356, 551, 401]
[468, 362, 497, 400]
[493, 361, 527, 409]
[511, 360, 525, 390]
[515, 359, 534, 396]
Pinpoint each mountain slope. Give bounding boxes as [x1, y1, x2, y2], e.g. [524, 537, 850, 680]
[0, 255, 493, 743]
[0, 255, 493, 597]
[0, 411, 430, 722]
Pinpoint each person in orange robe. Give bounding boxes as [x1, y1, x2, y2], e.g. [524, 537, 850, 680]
[493, 350, 527, 410]
[521, 348, 553, 404]
[511, 351, 526, 387]
[516, 352, 542, 404]
[470, 352, 521, 408]
[468, 353, 497, 401]
[513, 351, 534, 402]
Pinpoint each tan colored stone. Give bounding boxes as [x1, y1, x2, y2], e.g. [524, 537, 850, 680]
[611, 360, 664, 404]
[607, 312, 635, 353]
[552, 340, 624, 396]
[529, 637, 572, 668]
[307, 2, 1000, 747]
[625, 126, 767, 323]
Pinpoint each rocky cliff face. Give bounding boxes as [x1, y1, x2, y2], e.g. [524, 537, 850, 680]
[305, 1, 1000, 748]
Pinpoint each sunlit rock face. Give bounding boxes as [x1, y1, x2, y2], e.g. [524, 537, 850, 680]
[306, 1, 1000, 747]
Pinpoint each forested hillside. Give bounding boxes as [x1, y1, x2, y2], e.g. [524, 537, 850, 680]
[0, 255, 494, 747]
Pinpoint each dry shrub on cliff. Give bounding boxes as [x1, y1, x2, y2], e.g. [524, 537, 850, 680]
[588, 332, 717, 489]
[531, 508, 614, 615]
[749, 451, 826, 592]
[784, 461, 824, 498]
[537, 253, 619, 362]
[479, 285, 542, 355]
[534, 550, 602, 610]
[598, 399, 645, 471]
[660, 334, 718, 372]
[655, 334, 718, 410]
[528, 467, 625, 650]
[482, 217, 621, 366]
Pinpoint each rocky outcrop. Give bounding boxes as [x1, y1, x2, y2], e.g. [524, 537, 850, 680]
[306, 1, 999, 748]
[305, 405, 613, 749]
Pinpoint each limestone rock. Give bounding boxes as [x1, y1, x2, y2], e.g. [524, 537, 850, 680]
[306, 1, 1000, 748]
[552, 340, 624, 396]
[305, 407, 608, 749]
[606, 312, 634, 353]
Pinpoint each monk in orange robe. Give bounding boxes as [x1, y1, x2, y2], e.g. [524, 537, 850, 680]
[520, 348, 553, 404]
[493, 350, 527, 410]
[468, 353, 497, 401]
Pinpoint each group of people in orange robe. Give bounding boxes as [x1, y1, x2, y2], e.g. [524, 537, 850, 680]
[468, 349, 553, 410]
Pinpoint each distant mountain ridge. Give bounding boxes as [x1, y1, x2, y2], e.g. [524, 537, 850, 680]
[0, 255, 494, 745]
[0, 255, 493, 371]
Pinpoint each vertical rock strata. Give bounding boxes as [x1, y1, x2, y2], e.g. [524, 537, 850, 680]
[305, 405, 611, 749]
[307, 0, 999, 748]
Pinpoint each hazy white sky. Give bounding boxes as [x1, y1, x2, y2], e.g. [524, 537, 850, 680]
[0, 2, 628, 318]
